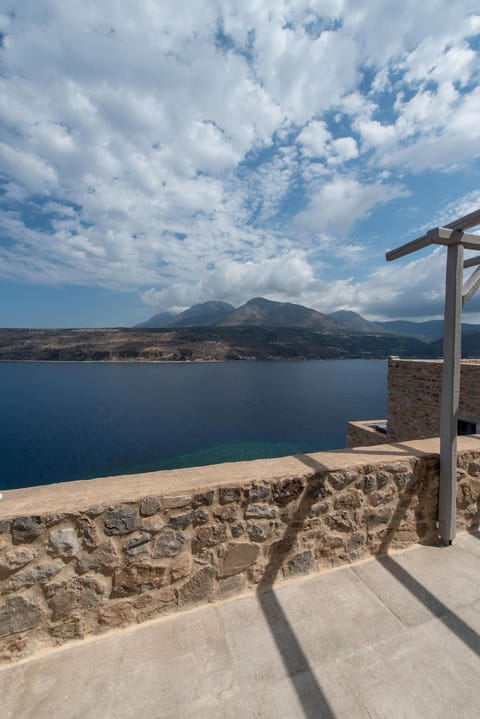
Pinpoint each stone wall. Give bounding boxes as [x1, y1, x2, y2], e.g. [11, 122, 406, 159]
[346, 421, 391, 449]
[388, 358, 480, 442]
[1, 439, 479, 664]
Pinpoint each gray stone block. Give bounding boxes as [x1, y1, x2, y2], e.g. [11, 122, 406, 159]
[219, 543, 260, 578]
[103, 507, 137, 536]
[0, 596, 43, 637]
[48, 528, 80, 557]
[12, 516, 42, 543]
[152, 529, 185, 558]
[139, 496, 161, 516]
[244, 504, 279, 519]
[4, 560, 64, 593]
[177, 566, 216, 606]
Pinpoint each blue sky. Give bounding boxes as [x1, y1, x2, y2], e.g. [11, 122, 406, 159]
[1, 1, 480, 327]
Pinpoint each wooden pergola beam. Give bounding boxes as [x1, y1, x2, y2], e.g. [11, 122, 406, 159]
[462, 266, 480, 307]
[386, 227, 480, 262]
[439, 243, 464, 545]
[463, 256, 480, 269]
[385, 234, 433, 261]
[433, 227, 480, 250]
[445, 207, 480, 232]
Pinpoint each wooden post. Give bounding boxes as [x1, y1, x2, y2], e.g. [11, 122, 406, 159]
[439, 242, 464, 545]
[386, 212, 480, 545]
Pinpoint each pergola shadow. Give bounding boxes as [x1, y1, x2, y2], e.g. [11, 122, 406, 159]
[375, 495, 480, 659]
[255, 454, 337, 719]
[255, 451, 480, 717]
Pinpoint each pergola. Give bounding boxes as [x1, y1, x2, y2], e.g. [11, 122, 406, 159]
[386, 208, 480, 546]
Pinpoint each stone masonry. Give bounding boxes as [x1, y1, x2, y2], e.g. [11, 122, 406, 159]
[387, 358, 480, 442]
[1, 439, 479, 664]
[347, 358, 480, 447]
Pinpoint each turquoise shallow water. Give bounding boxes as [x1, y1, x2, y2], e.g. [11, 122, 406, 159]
[0, 359, 387, 489]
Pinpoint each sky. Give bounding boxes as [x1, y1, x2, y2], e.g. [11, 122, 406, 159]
[1, 1, 480, 327]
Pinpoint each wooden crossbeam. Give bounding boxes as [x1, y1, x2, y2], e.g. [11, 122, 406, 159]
[433, 227, 480, 250]
[464, 256, 480, 268]
[462, 266, 480, 306]
[445, 208, 480, 232]
[385, 234, 433, 261]
[386, 227, 480, 262]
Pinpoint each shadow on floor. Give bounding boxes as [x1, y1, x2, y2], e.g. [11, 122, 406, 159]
[375, 479, 480, 658]
[255, 451, 480, 716]
[257, 455, 337, 719]
[378, 554, 480, 657]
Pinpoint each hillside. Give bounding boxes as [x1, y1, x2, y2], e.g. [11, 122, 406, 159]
[138, 297, 342, 331]
[428, 331, 480, 358]
[134, 310, 177, 329]
[376, 319, 480, 342]
[328, 311, 480, 342]
[135, 301, 234, 328]
[329, 310, 386, 334]
[137, 298, 480, 343]
[5, 297, 480, 362]
[0, 327, 428, 362]
[216, 297, 341, 330]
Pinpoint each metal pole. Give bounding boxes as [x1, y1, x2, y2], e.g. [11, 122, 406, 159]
[439, 242, 463, 545]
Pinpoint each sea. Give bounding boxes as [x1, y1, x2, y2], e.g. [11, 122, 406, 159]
[0, 359, 387, 490]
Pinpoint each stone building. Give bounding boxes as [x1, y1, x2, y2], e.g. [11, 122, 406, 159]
[347, 356, 480, 448]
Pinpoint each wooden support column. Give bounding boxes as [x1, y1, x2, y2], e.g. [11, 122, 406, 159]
[439, 242, 464, 545]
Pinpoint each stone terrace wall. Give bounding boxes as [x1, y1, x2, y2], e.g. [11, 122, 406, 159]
[1, 440, 479, 664]
[388, 358, 480, 442]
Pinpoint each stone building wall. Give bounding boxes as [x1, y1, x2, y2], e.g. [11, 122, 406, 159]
[1, 439, 479, 664]
[388, 358, 480, 442]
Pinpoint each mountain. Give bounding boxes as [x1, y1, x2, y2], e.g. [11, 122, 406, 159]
[376, 319, 480, 342]
[330, 312, 480, 342]
[134, 301, 234, 329]
[135, 310, 177, 329]
[428, 331, 480, 358]
[170, 301, 235, 327]
[135, 297, 480, 340]
[216, 297, 341, 331]
[329, 310, 387, 334]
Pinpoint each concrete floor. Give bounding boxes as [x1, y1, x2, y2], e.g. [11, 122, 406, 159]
[1, 532, 480, 719]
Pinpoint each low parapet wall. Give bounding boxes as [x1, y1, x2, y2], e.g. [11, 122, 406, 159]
[1, 437, 479, 664]
[346, 420, 391, 448]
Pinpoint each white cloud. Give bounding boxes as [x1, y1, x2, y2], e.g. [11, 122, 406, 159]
[0, 0, 479, 322]
[298, 123, 358, 165]
[403, 38, 478, 87]
[382, 86, 480, 171]
[298, 120, 331, 157]
[296, 176, 408, 236]
[356, 120, 396, 150]
[141, 250, 316, 309]
[0, 142, 58, 190]
[328, 137, 359, 164]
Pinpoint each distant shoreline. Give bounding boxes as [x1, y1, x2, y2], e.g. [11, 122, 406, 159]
[0, 326, 434, 362]
[0, 357, 377, 364]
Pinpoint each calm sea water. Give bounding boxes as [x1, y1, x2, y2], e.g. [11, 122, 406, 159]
[0, 360, 387, 490]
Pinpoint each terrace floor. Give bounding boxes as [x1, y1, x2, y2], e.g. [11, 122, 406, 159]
[1, 531, 480, 719]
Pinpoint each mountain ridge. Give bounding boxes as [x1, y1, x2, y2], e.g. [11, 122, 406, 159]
[135, 297, 480, 341]
[215, 297, 341, 331]
[135, 300, 235, 328]
[136, 297, 350, 332]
